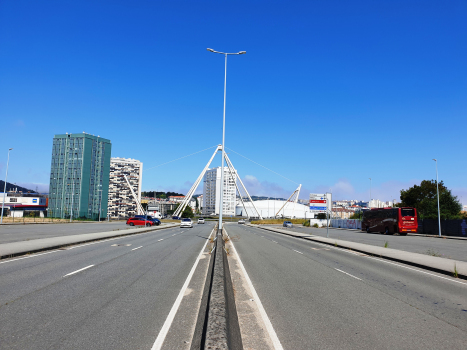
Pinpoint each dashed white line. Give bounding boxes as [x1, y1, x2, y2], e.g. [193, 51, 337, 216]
[272, 240, 278, 243]
[158, 239, 164, 242]
[132, 246, 143, 251]
[334, 268, 362, 280]
[63, 265, 94, 277]
[293, 250, 303, 254]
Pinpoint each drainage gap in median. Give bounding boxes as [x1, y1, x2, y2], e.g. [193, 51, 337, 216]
[191, 226, 243, 350]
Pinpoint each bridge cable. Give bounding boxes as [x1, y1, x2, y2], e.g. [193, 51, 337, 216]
[145, 145, 218, 171]
[226, 147, 300, 185]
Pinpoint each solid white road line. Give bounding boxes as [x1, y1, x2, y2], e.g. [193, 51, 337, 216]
[63, 265, 94, 277]
[150, 226, 214, 350]
[334, 268, 362, 281]
[226, 228, 284, 350]
[131, 246, 143, 251]
[293, 250, 303, 254]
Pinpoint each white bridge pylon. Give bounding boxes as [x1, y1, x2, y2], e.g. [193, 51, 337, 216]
[172, 145, 263, 220]
[275, 184, 302, 218]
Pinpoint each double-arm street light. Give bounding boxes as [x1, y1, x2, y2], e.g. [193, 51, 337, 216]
[433, 159, 441, 237]
[1, 148, 13, 224]
[207, 48, 246, 232]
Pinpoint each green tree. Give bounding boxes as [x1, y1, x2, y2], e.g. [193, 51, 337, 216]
[169, 204, 194, 218]
[349, 211, 362, 220]
[398, 180, 461, 219]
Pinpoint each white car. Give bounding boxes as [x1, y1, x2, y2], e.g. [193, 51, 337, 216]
[198, 218, 205, 224]
[238, 219, 245, 224]
[180, 218, 193, 228]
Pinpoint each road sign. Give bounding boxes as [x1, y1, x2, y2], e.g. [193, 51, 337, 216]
[309, 194, 327, 213]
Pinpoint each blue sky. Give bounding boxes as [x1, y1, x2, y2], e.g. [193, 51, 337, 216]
[1, 0, 466, 204]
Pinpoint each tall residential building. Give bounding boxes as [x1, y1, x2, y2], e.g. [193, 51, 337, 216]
[48, 133, 112, 220]
[108, 157, 143, 219]
[202, 167, 237, 216]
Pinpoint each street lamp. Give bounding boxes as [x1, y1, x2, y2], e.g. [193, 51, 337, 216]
[207, 48, 246, 232]
[433, 159, 441, 237]
[1, 148, 13, 224]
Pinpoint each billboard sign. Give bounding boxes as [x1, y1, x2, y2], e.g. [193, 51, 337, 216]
[309, 194, 327, 213]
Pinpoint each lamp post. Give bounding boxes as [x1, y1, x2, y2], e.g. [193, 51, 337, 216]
[1, 148, 13, 224]
[433, 159, 441, 237]
[207, 48, 246, 232]
[369, 178, 372, 208]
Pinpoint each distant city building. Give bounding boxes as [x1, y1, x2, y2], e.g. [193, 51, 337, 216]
[108, 157, 143, 219]
[203, 167, 237, 216]
[48, 133, 111, 219]
[197, 195, 203, 211]
[0, 192, 47, 218]
[369, 199, 394, 208]
[169, 196, 185, 203]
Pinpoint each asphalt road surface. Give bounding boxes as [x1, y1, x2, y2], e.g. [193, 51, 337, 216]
[227, 223, 467, 349]
[0, 222, 175, 244]
[267, 225, 467, 262]
[0, 222, 214, 350]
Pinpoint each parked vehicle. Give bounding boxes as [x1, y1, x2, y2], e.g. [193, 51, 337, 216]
[283, 221, 293, 228]
[126, 217, 154, 227]
[198, 218, 205, 224]
[180, 218, 193, 228]
[134, 215, 161, 226]
[172, 216, 180, 220]
[362, 207, 417, 235]
[238, 219, 245, 224]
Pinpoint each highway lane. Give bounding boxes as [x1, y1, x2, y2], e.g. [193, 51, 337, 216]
[0, 221, 154, 243]
[0, 222, 214, 350]
[227, 223, 467, 349]
[267, 225, 467, 262]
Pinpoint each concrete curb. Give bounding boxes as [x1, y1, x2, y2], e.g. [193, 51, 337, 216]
[263, 225, 467, 241]
[248, 224, 467, 279]
[0, 223, 179, 259]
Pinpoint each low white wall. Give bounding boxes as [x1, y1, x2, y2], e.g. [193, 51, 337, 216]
[331, 219, 361, 229]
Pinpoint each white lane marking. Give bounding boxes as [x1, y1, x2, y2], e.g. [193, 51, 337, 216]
[158, 239, 164, 242]
[272, 240, 278, 243]
[365, 256, 467, 286]
[0, 226, 181, 265]
[151, 226, 215, 350]
[293, 250, 303, 255]
[132, 246, 143, 251]
[335, 268, 362, 281]
[63, 265, 94, 277]
[225, 228, 284, 350]
[0, 249, 62, 264]
[172, 234, 176, 236]
[251, 226, 467, 286]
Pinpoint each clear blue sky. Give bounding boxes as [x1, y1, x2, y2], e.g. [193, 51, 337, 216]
[1, 0, 466, 204]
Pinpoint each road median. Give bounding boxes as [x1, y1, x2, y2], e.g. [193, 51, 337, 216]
[248, 224, 467, 279]
[0, 223, 179, 260]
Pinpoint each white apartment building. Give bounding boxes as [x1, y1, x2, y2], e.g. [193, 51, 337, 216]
[202, 167, 237, 216]
[108, 157, 143, 219]
[368, 199, 394, 208]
